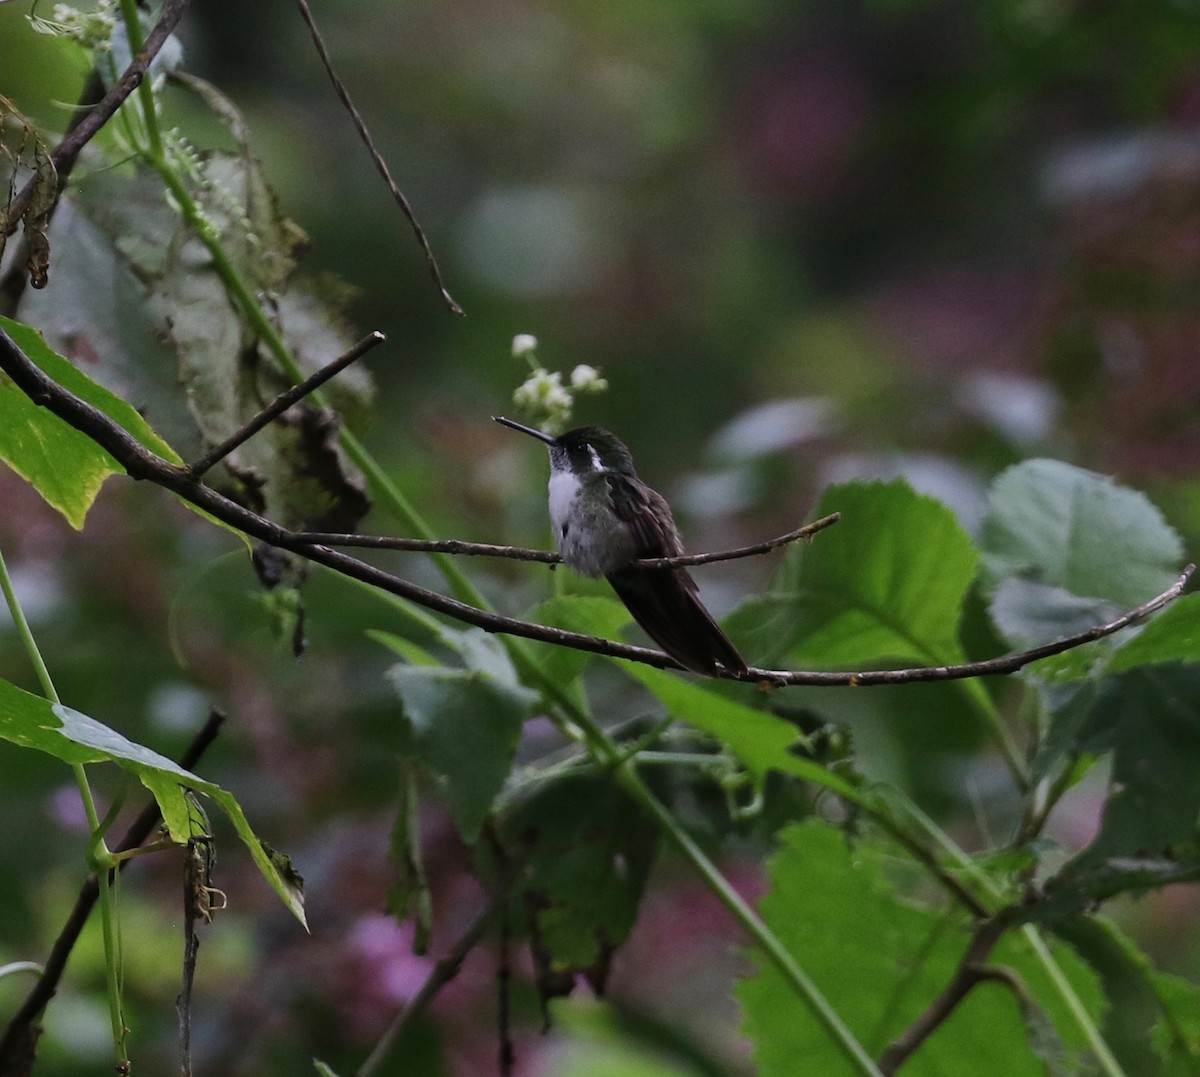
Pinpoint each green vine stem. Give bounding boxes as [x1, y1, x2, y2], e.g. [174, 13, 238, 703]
[0, 545, 128, 1065]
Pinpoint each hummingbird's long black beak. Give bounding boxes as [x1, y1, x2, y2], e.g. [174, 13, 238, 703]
[493, 415, 558, 445]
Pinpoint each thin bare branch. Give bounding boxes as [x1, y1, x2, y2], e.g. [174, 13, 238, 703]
[291, 513, 841, 569]
[293, 0, 463, 316]
[0, 710, 224, 1071]
[811, 567, 1192, 688]
[0, 326, 1190, 687]
[357, 901, 497, 1077]
[637, 513, 841, 567]
[188, 331, 385, 478]
[291, 533, 562, 563]
[878, 919, 1006, 1074]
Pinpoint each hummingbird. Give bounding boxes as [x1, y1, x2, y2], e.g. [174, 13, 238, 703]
[495, 416, 749, 676]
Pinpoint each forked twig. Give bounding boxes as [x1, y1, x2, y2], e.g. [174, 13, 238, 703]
[188, 331, 385, 478]
[878, 919, 1006, 1074]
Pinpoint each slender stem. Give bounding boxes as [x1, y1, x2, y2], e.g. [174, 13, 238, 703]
[1020, 926, 1125, 1077]
[117, 0, 165, 157]
[631, 751, 727, 767]
[617, 762, 883, 1076]
[0, 544, 125, 1063]
[0, 547, 58, 703]
[292, 0, 462, 315]
[96, 869, 127, 1063]
[357, 903, 497, 1076]
[636, 514, 841, 567]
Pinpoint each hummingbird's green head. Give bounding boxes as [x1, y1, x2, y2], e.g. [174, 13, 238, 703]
[494, 417, 636, 476]
[555, 426, 635, 476]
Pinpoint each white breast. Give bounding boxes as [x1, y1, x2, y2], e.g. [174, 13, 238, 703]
[547, 469, 637, 577]
[548, 469, 580, 535]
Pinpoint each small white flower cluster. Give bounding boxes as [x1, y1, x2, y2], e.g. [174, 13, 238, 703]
[29, 1, 117, 52]
[509, 334, 607, 433]
[513, 368, 573, 431]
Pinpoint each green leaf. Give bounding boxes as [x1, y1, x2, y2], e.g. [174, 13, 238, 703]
[1073, 667, 1200, 865]
[528, 594, 631, 686]
[1053, 915, 1200, 1075]
[618, 664, 862, 803]
[435, 625, 524, 686]
[139, 772, 195, 844]
[981, 461, 1183, 641]
[763, 480, 979, 669]
[1109, 593, 1200, 672]
[366, 629, 439, 667]
[738, 822, 1104, 1076]
[0, 676, 306, 926]
[488, 772, 658, 979]
[989, 578, 1120, 651]
[1038, 666, 1200, 906]
[1150, 972, 1200, 1075]
[387, 664, 536, 843]
[0, 315, 181, 528]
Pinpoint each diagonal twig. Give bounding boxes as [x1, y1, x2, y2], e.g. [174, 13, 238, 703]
[292, 0, 463, 316]
[187, 331, 386, 478]
[356, 901, 498, 1077]
[0, 325, 1191, 687]
[290, 512, 841, 570]
[0, 710, 225, 1072]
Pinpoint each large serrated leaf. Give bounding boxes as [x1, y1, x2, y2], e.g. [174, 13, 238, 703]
[486, 771, 658, 988]
[738, 822, 1104, 1076]
[981, 461, 1183, 642]
[727, 480, 978, 670]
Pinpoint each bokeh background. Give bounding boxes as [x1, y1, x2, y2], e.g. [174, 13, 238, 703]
[2, 0, 1200, 1073]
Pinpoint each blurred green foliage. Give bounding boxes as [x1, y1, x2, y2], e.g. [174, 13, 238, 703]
[3, 0, 1200, 1073]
